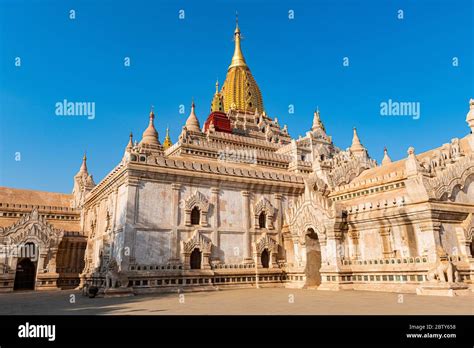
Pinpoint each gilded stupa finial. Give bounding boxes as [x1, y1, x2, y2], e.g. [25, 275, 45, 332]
[211, 81, 224, 112]
[235, 11, 239, 32]
[229, 12, 247, 70]
[163, 125, 173, 150]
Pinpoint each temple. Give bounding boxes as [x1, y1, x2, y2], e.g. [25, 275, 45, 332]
[1, 20, 473, 296]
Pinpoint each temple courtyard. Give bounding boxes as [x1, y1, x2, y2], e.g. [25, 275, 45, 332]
[0, 288, 472, 315]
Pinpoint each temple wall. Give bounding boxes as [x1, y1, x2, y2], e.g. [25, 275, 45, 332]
[113, 178, 291, 267]
[440, 223, 461, 255]
[137, 182, 172, 227]
[218, 189, 242, 230]
[359, 229, 383, 260]
[134, 229, 172, 265]
[115, 184, 128, 229]
[390, 225, 406, 257]
[218, 232, 244, 263]
[414, 225, 432, 257]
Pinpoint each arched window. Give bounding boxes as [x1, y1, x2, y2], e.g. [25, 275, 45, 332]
[261, 249, 270, 268]
[190, 249, 202, 269]
[259, 212, 266, 228]
[191, 207, 200, 225]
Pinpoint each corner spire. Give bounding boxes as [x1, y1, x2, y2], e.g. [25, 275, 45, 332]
[79, 152, 88, 173]
[350, 127, 366, 154]
[140, 106, 161, 147]
[382, 147, 392, 165]
[229, 14, 247, 70]
[185, 100, 201, 132]
[126, 131, 133, 151]
[312, 108, 326, 132]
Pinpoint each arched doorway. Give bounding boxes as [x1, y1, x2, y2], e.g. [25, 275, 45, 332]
[190, 248, 202, 269]
[305, 228, 322, 287]
[261, 248, 270, 268]
[13, 258, 37, 290]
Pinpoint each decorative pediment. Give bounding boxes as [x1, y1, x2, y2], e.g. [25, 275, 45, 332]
[254, 233, 278, 254]
[0, 208, 64, 249]
[426, 153, 474, 200]
[181, 230, 212, 254]
[185, 191, 210, 212]
[286, 201, 327, 243]
[254, 197, 275, 217]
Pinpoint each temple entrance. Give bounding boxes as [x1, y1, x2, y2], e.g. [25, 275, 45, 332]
[261, 248, 270, 268]
[190, 248, 202, 269]
[13, 258, 37, 290]
[305, 228, 321, 287]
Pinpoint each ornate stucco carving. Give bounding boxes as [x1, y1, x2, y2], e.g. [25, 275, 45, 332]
[0, 208, 64, 249]
[425, 153, 474, 200]
[254, 233, 278, 254]
[181, 230, 212, 254]
[254, 197, 276, 229]
[184, 191, 211, 227]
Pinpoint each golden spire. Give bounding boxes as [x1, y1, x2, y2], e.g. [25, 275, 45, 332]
[211, 80, 224, 112]
[220, 17, 264, 113]
[229, 13, 247, 70]
[163, 127, 173, 150]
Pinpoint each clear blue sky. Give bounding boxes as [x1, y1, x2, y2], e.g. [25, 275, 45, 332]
[0, 0, 473, 193]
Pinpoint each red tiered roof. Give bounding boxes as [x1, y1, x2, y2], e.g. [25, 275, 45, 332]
[203, 111, 232, 133]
